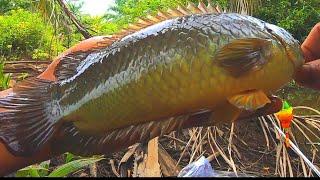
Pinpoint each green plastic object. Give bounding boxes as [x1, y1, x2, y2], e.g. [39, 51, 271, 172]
[282, 100, 292, 110]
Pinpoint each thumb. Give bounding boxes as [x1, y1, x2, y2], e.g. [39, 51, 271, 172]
[294, 59, 320, 90]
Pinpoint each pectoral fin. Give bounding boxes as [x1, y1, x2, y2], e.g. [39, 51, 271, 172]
[216, 38, 272, 77]
[228, 90, 271, 111]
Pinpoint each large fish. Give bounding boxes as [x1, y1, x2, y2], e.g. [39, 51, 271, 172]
[0, 2, 304, 157]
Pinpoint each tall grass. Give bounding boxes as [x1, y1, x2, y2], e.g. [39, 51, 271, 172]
[0, 61, 11, 90]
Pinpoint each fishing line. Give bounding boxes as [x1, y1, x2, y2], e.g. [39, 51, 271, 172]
[267, 115, 320, 177]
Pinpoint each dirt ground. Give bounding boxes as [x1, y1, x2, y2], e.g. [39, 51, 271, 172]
[46, 116, 319, 177]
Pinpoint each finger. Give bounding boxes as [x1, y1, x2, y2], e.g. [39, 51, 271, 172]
[294, 59, 320, 90]
[301, 23, 320, 62]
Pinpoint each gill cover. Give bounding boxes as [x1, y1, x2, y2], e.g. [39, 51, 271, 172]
[265, 23, 304, 70]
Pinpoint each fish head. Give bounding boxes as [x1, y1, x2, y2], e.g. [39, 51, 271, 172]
[264, 23, 304, 71]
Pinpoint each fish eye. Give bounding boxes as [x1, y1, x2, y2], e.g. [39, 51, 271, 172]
[265, 26, 273, 33]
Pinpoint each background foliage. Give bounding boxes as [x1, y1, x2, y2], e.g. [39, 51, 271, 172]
[0, 0, 33, 14]
[254, 0, 320, 42]
[0, 9, 64, 61]
[1, 0, 319, 61]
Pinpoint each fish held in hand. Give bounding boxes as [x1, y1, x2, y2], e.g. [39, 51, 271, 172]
[0, 2, 304, 156]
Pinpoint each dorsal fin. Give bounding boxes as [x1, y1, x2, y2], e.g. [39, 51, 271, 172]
[120, 1, 223, 36]
[53, 36, 122, 82]
[198, 1, 209, 13]
[116, 0, 225, 43]
[187, 1, 202, 14]
[38, 36, 118, 82]
[53, 1, 224, 82]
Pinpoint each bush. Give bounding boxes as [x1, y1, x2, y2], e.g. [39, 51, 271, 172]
[0, 0, 33, 14]
[0, 9, 65, 61]
[82, 15, 119, 36]
[254, 0, 320, 42]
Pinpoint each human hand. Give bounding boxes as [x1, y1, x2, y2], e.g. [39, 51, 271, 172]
[294, 23, 320, 90]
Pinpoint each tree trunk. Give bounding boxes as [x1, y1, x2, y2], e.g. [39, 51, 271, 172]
[56, 0, 92, 39]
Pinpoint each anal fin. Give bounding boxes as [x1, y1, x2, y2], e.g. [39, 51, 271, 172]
[53, 116, 191, 156]
[53, 112, 215, 156]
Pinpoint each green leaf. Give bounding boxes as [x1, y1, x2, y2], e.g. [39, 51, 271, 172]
[65, 152, 75, 163]
[16, 165, 48, 177]
[48, 157, 104, 177]
[38, 160, 51, 177]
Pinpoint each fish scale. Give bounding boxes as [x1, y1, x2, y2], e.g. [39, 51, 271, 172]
[0, 10, 304, 156]
[57, 14, 290, 134]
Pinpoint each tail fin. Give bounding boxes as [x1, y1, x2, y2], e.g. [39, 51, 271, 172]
[0, 77, 61, 156]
